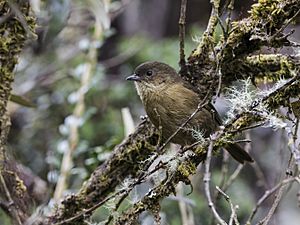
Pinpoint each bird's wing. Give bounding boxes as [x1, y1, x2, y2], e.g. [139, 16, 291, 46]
[181, 79, 223, 125]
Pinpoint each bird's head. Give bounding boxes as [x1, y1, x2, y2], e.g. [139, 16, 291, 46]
[126, 61, 179, 89]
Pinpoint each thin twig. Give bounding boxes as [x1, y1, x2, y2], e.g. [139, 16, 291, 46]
[204, 135, 227, 225]
[271, 8, 300, 40]
[0, 172, 22, 225]
[214, 0, 235, 97]
[228, 122, 266, 134]
[179, 0, 187, 75]
[216, 186, 240, 225]
[217, 151, 229, 195]
[257, 128, 299, 225]
[246, 177, 296, 224]
[194, 0, 220, 57]
[289, 119, 300, 169]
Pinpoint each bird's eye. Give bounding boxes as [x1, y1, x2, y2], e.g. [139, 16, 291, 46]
[146, 70, 153, 76]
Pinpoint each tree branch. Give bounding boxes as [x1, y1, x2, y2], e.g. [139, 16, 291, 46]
[0, 1, 36, 224]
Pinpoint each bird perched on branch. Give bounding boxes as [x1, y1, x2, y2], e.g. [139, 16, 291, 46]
[127, 61, 253, 163]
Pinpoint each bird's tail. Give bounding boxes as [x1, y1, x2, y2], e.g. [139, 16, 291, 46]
[225, 143, 254, 164]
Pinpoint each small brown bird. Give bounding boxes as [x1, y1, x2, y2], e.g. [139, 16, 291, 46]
[127, 61, 253, 163]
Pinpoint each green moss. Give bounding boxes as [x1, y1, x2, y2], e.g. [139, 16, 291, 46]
[0, 1, 36, 127]
[266, 81, 300, 109]
[245, 54, 297, 83]
[194, 145, 207, 155]
[178, 161, 196, 178]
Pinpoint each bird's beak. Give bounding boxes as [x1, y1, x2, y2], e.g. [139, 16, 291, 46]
[126, 74, 141, 82]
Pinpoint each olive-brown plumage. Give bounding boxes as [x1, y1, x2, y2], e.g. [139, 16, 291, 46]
[127, 61, 253, 163]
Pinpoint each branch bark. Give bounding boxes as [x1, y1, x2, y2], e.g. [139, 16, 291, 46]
[0, 1, 36, 224]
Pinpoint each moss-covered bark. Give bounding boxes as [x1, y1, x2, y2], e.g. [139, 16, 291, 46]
[0, 1, 36, 224]
[47, 119, 159, 224]
[0, 0, 35, 160]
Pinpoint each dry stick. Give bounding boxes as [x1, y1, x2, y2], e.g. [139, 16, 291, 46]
[249, 128, 298, 225]
[246, 177, 296, 224]
[210, 0, 223, 98]
[289, 119, 300, 169]
[204, 135, 227, 225]
[258, 140, 298, 225]
[0, 172, 22, 225]
[179, 0, 187, 73]
[210, 151, 229, 225]
[214, 0, 235, 98]
[216, 186, 240, 225]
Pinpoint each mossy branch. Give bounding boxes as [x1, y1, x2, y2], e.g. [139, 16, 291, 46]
[46, 120, 159, 224]
[0, 1, 36, 224]
[114, 72, 300, 224]
[222, 0, 300, 61]
[222, 54, 299, 85]
[187, 0, 300, 95]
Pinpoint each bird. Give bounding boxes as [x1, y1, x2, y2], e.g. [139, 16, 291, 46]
[126, 61, 253, 163]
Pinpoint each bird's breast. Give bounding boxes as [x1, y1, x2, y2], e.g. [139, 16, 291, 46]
[136, 82, 217, 145]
